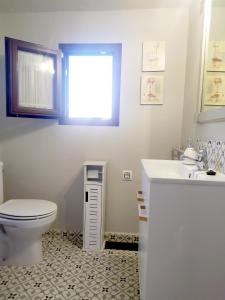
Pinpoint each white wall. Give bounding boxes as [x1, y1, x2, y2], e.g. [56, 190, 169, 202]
[0, 9, 189, 233]
[0, 14, 4, 161]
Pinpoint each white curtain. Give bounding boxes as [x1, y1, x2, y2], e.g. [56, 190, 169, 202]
[18, 50, 54, 109]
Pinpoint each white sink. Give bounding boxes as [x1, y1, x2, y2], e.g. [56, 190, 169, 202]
[180, 163, 225, 181]
[193, 170, 225, 181]
[141, 159, 225, 184]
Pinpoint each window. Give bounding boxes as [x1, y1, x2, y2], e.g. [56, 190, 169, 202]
[5, 37, 62, 118]
[59, 43, 122, 126]
[5, 38, 121, 125]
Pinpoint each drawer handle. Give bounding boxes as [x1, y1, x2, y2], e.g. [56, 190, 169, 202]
[138, 204, 148, 222]
[85, 191, 88, 202]
[137, 190, 144, 202]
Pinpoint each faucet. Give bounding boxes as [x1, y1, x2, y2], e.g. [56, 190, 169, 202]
[180, 148, 208, 170]
[196, 149, 208, 170]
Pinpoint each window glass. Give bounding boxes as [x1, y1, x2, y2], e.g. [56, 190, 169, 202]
[59, 43, 122, 126]
[68, 55, 113, 119]
[18, 50, 54, 109]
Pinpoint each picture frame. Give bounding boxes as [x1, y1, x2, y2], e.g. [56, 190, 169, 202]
[203, 72, 225, 106]
[140, 74, 164, 105]
[142, 41, 165, 72]
[207, 41, 225, 72]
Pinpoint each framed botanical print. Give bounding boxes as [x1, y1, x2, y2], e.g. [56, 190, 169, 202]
[207, 41, 225, 72]
[203, 73, 225, 106]
[142, 41, 165, 72]
[140, 74, 164, 105]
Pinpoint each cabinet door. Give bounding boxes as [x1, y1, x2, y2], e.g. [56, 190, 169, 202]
[5, 37, 62, 118]
[84, 184, 102, 250]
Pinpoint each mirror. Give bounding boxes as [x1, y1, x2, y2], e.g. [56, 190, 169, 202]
[198, 0, 225, 122]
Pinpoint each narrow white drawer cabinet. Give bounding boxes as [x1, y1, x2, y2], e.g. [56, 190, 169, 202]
[84, 184, 102, 249]
[83, 161, 106, 250]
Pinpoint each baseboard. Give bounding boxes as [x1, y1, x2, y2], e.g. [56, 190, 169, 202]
[104, 232, 139, 243]
[44, 229, 139, 249]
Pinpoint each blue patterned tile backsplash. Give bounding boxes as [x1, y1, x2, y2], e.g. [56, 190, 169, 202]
[197, 140, 225, 174]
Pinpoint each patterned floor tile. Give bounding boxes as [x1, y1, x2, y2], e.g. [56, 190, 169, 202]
[0, 274, 21, 291]
[0, 232, 140, 300]
[0, 291, 31, 300]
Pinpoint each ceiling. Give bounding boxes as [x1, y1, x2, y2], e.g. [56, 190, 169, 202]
[0, 0, 192, 13]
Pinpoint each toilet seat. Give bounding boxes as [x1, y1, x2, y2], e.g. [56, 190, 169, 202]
[0, 199, 57, 221]
[0, 211, 56, 221]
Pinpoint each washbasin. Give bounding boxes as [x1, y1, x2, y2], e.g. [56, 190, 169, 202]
[141, 159, 225, 184]
[180, 162, 225, 181]
[192, 170, 225, 181]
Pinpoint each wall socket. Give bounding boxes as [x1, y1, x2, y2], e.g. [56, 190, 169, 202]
[122, 170, 133, 181]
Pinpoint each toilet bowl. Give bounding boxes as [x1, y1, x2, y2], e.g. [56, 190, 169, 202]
[0, 199, 57, 265]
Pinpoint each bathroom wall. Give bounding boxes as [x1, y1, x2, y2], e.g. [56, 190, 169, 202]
[0, 8, 189, 233]
[0, 14, 4, 162]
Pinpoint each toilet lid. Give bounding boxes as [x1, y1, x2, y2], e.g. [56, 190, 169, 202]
[0, 199, 57, 220]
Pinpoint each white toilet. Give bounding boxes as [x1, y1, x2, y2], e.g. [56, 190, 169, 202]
[0, 163, 57, 266]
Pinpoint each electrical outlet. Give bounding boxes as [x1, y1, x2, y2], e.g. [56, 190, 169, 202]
[122, 170, 133, 181]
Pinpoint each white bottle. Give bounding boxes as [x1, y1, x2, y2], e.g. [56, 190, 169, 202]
[182, 138, 198, 163]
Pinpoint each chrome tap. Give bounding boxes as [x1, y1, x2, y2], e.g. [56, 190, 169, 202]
[180, 148, 208, 170]
[196, 149, 208, 170]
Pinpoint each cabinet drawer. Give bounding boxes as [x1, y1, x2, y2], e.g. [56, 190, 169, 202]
[138, 204, 148, 222]
[137, 190, 144, 202]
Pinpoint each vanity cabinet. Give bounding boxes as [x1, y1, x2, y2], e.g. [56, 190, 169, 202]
[139, 159, 225, 300]
[138, 176, 150, 300]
